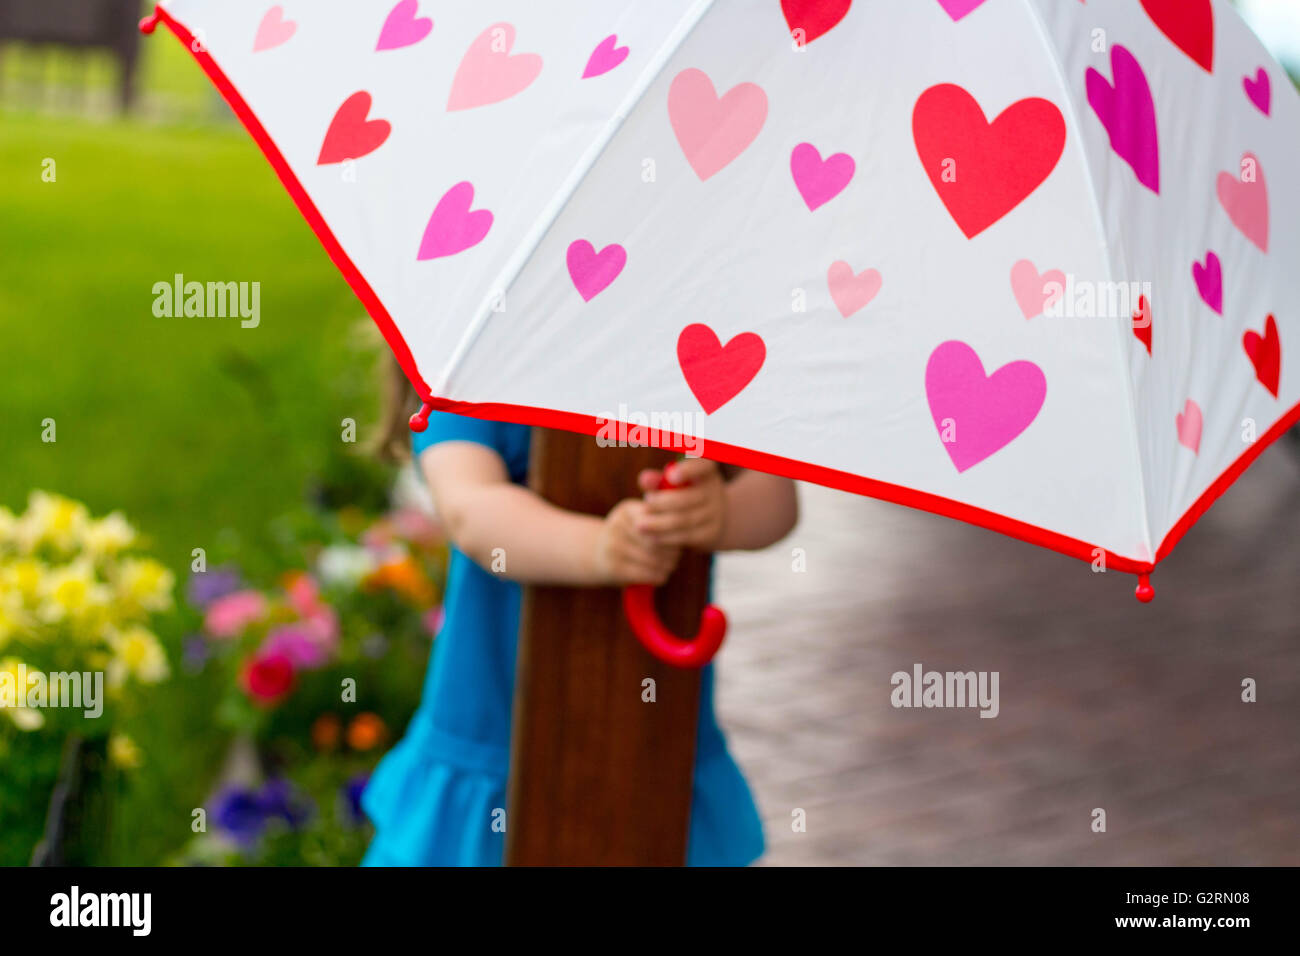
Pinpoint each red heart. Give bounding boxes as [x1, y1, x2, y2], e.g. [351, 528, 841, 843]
[780, 0, 852, 45]
[677, 324, 765, 414]
[1140, 0, 1214, 73]
[317, 91, 391, 165]
[1243, 314, 1281, 398]
[1132, 295, 1153, 355]
[912, 84, 1066, 239]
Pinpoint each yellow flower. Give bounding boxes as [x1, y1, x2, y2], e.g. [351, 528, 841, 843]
[19, 491, 89, 553]
[113, 557, 174, 615]
[0, 657, 44, 730]
[83, 512, 137, 557]
[105, 626, 169, 687]
[0, 507, 16, 548]
[0, 591, 27, 649]
[37, 560, 112, 627]
[3, 558, 46, 605]
[109, 733, 143, 769]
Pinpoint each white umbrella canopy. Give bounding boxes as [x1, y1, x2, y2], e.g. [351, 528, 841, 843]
[144, 0, 1299, 598]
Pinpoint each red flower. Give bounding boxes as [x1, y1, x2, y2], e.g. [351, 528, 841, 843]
[243, 651, 295, 704]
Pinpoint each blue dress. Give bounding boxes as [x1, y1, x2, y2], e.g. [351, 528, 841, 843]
[361, 411, 765, 866]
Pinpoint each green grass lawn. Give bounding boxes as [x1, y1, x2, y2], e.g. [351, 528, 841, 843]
[0, 102, 390, 862]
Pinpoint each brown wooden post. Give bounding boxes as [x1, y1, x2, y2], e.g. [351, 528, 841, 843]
[505, 427, 709, 865]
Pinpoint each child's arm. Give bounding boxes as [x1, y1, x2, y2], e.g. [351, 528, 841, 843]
[635, 459, 798, 552]
[420, 442, 680, 587]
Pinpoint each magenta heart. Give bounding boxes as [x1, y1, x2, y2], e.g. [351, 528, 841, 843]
[582, 34, 629, 79]
[566, 239, 626, 301]
[1243, 67, 1271, 115]
[790, 142, 855, 211]
[1086, 44, 1160, 193]
[937, 0, 988, 20]
[377, 0, 432, 51]
[417, 182, 492, 260]
[1192, 251, 1223, 314]
[925, 340, 1047, 473]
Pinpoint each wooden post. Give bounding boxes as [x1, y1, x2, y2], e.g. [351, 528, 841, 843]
[505, 427, 709, 865]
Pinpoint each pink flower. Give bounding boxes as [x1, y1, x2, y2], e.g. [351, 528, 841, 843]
[262, 625, 331, 670]
[204, 590, 269, 639]
[283, 572, 325, 618]
[422, 605, 445, 637]
[390, 508, 442, 548]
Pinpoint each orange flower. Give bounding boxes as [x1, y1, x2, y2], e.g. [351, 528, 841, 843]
[347, 712, 387, 751]
[311, 712, 342, 751]
[362, 556, 435, 606]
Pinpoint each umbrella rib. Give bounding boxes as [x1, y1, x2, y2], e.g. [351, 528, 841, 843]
[431, 0, 719, 395]
[1018, 0, 1155, 561]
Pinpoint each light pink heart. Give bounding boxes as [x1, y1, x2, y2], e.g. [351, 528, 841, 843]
[447, 22, 543, 111]
[668, 68, 767, 181]
[925, 340, 1047, 473]
[1217, 152, 1269, 252]
[377, 0, 432, 52]
[253, 5, 296, 52]
[937, 0, 988, 21]
[1243, 68, 1271, 115]
[582, 34, 629, 79]
[827, 261, 882, 318]
[1010, 259, 1066, 320]
[1176, 399, 1202, 453]
[417, 182, 493, 260]
[567, 240, 626, 301]
[790, 143, 854, 211]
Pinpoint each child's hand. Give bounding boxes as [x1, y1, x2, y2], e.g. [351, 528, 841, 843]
[594, 499, 682, 585]
[634, 458, 726, 551]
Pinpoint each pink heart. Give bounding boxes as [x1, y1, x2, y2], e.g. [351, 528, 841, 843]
[1217, 152, 1269, 252]
[791, 143, 855, 211]
[253, 5, 296, 52]
[937, 0, 988, 21]
[447, 22, 543, 111]
[417, 182, 493, 260]
[566, 240, 626, 301]
[377, 0, 432, 52]
[1192, 251, 1223, 314]
[925, 340, 1047, 473]
[582, 34, 629, 79]
[827, 261, 881, 318]
[668, 68, 768, 181]
[1010, 259, 1065, 320]
[1176, 399, 1202, 453]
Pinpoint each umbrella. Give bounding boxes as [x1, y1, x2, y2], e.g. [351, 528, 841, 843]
[140, 0, 1298, 629]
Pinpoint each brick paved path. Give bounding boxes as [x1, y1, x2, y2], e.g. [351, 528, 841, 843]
[714, 441, 1300, 865]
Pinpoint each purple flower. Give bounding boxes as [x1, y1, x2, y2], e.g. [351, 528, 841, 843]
[187, 566, 243, 609]
[211, 779, 313, 846]
[341, 774, 369, 825]
[182, 635, 209, 673]
[212, 786, 267, 846]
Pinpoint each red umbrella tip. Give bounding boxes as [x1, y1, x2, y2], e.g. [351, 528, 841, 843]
[1134, 573, 1155, 603]
[408, 401, 433, 433]
[138, 13, 160, 35]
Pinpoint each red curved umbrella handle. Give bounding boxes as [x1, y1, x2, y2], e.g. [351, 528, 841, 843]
[621, 469, 727, 668]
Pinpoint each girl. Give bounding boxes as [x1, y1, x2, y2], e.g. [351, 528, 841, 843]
[362, 369, 798, 866]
